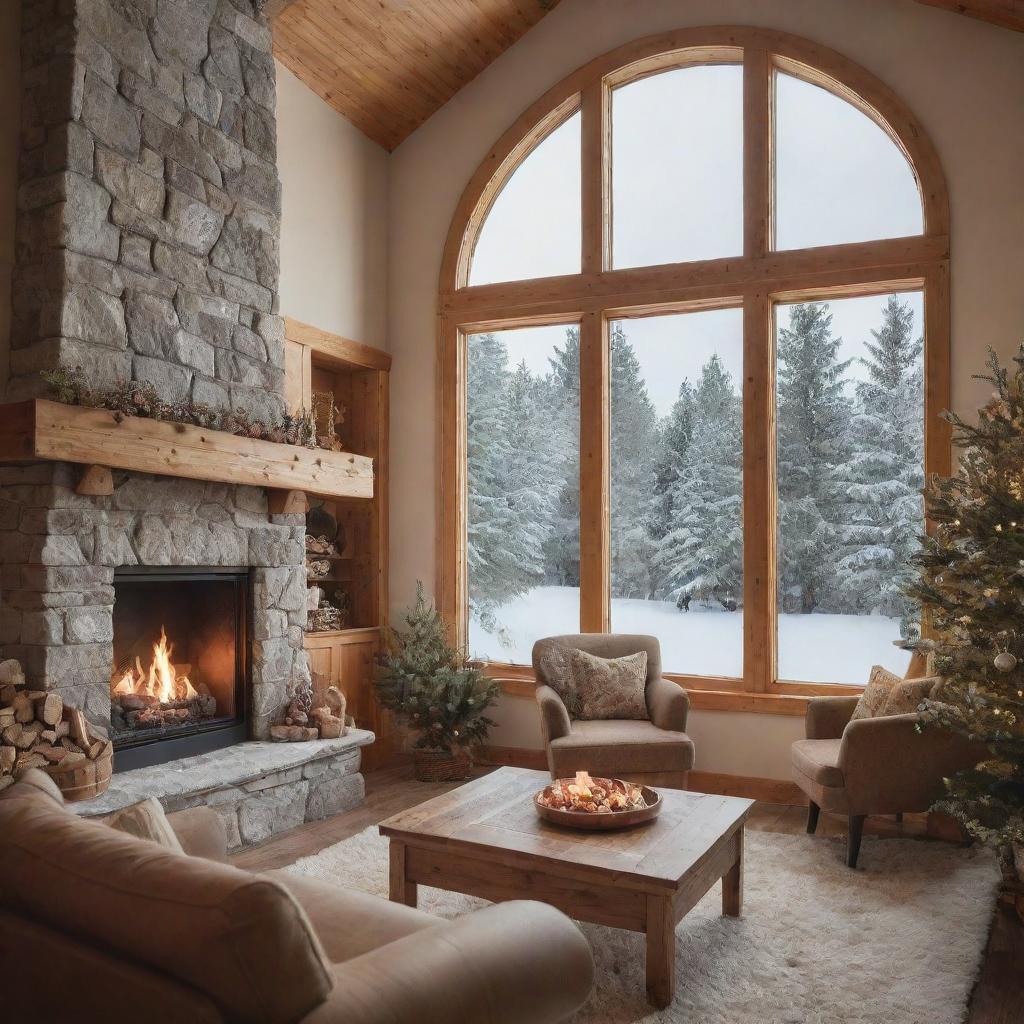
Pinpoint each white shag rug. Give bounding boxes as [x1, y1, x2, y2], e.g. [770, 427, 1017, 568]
[285, 828, 999, 1024]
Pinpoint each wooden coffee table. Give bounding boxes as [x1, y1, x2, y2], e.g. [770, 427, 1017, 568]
[379, 767, 753, 1008]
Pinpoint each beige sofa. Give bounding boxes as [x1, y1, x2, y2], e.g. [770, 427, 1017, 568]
[534, 634, 695, 789]
[0, 770, 594, 1024]
[792, 695, 983, 868]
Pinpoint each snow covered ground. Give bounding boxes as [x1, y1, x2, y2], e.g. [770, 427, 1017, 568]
[469, 586, 911, 685]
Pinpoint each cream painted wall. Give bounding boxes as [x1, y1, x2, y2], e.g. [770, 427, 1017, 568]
[276, 62, 389, 349]
[386, 0, 1024, 779]
[0, 1, 21, 392]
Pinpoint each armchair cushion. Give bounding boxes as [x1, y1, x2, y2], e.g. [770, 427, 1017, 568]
[269, 870, 439, 963]
[549, 719, 694, 775]
[568, 648, 648, 720]
[791, 739, 844, 788]
[850, 665, 905, 720]
[307, 900, 594, 1024]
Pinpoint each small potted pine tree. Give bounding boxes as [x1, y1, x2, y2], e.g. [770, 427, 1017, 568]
[375, 583, 499, 781]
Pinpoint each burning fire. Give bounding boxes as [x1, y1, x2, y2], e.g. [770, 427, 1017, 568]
[112, 626, 198, 704]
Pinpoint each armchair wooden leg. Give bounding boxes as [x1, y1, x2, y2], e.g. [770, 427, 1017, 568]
[806, 801, 821, 834]
[895, 812, 903, 823]
[847, 815, 866, 868]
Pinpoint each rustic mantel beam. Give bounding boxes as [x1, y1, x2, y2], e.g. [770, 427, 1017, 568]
[0, 400, 373, 501]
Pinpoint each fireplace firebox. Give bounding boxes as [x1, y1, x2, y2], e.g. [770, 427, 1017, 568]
[110, 567, 249, 771]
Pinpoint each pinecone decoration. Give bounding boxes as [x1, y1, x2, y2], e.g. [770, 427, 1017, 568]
[248, 422, 264, 439]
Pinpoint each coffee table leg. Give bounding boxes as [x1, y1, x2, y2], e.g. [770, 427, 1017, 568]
[645, 894, 676, 1008]
[722, 827, 743, 917]
[389, 840, 418, 908]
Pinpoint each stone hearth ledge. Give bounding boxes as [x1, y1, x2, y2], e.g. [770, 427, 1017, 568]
[73, 730, 374, 850]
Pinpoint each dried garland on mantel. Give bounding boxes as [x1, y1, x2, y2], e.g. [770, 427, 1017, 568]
[40, 367, 327, 449]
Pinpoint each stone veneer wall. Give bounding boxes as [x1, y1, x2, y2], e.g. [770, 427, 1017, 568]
[10, 0, 284, 423]
[0, 463, 311, 738]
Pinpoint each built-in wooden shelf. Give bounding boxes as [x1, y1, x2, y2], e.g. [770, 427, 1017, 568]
[0, 399, 374, 501]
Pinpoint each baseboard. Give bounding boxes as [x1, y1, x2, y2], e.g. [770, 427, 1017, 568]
[687, 770, 806, 806]
[477, 745, 547, 770]
[476, 746, 806, 805]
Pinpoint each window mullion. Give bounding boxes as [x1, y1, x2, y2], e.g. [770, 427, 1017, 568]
[743, 46, 772, 259]
[743, 290, 776, 692]
[581, 80, 608, 276]
[579, 310, 610, 632]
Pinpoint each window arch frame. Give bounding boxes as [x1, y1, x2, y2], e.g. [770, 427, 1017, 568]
[438, 26, 950, 713]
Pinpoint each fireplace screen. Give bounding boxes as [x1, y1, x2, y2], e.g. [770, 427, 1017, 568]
[110, 569, 248, 759]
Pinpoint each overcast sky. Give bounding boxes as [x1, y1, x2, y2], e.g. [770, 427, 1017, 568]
[468, 64, 925, 415]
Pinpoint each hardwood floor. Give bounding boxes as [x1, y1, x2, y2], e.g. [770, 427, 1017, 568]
[232, 764, 1022, 1022]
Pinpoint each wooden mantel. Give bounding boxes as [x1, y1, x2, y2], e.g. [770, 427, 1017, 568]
[0, 399, 374, 500]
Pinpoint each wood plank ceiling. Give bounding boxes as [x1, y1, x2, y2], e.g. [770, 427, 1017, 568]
[272, 0, 561, 150]
[270, 0, 1023, 152]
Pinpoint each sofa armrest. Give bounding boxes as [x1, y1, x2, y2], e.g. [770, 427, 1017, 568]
[536, 685, 572, 742]
[647, 676, 689, 732]
[167, 806, 228, 862]
[805, 696, 860, 740]
[838, 714, 981, 814]
[304, 900, 594, 1024]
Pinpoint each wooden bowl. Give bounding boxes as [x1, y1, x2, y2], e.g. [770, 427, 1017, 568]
[534, 778, 662, 831]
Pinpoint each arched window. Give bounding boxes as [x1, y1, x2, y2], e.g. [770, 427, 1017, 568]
[439, 29, 949, 709]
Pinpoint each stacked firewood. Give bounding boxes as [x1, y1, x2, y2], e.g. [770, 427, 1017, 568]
[0, 658, 112, 793]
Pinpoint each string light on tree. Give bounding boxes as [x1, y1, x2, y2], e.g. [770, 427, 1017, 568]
[908, 345, 1024, 853]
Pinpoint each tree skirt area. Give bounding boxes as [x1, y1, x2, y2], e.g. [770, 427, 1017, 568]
[469, 586, 912, 684]
[285, 828, 997, 1024]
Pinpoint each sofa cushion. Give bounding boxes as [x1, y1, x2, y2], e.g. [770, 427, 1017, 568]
[569, 649, 649, 721]
[270, 870, 439, 963]
[791, 739, 845, 788]
[0, 776, 332, 1023]
[104, 797, 184, 854]
[549, 719, 694, 774]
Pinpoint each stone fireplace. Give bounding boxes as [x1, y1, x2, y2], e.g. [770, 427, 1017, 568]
[0, 0, 372, 844]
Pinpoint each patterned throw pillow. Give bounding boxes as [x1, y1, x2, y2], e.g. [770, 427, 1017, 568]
[568, 649, 649, 721]
[850, 665, 903, 721]
[536, 642, 582, 718]
[882, 676, 942, 716]
[851, 666, 942, 720]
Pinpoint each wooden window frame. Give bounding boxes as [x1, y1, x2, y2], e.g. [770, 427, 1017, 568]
[437, 27, 950, 715]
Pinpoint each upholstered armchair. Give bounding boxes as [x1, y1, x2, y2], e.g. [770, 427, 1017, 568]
[791, 695, 982, 868]
[533, 634, 695, 789]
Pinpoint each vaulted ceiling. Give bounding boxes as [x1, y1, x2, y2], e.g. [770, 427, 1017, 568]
[270, 0, 1022, 152]
[271, 0, 561, 150]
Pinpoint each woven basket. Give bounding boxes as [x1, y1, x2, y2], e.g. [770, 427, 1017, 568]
[47, 748, 113, 802]
[413, 748, 473, 783]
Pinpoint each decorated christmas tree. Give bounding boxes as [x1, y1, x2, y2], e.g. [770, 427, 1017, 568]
[375, 583, 499, 754]
[908, 347, 1024, 850]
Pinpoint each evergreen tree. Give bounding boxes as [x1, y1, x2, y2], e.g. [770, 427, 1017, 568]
[907, 348, 1024, 851]
[647, 379, 697, 598]
[776, 303, 853, 613]
[837, 295, 924, 622]
[655, 355, 743, 610]
[543, 327, 582, 587]
[610, 324, 659, 598]
[465, 334, 537, 629]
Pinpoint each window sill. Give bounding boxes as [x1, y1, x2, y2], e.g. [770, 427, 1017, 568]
[484, 665, 864, 717]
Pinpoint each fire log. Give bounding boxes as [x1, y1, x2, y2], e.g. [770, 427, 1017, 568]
[33, 693, 63, 727]
[14, 752, 47, 775]
[12, 693, 34, 724]
[66, 708, 90, 749]
[0, 745, 15, 774]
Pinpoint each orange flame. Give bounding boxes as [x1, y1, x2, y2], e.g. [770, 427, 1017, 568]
[111, 626, 197, 703]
